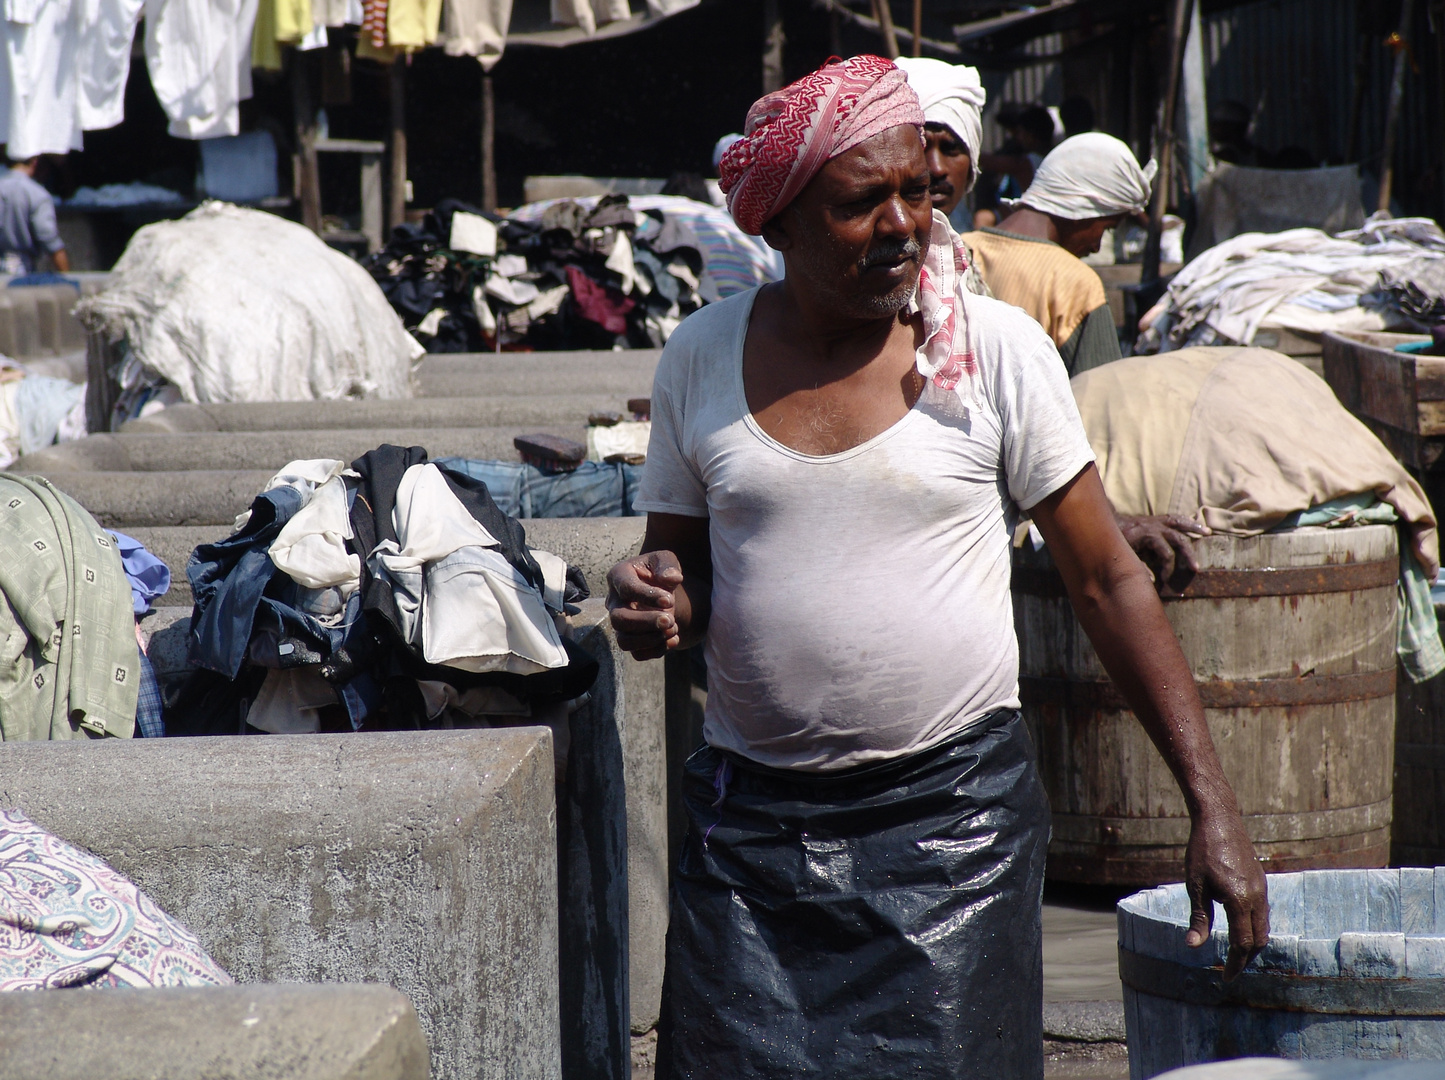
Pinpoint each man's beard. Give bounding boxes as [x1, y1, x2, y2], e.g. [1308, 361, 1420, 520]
[852, 234, 925, 316]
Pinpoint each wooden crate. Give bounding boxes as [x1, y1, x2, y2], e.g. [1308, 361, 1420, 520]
[1321, 329, 1441, 470]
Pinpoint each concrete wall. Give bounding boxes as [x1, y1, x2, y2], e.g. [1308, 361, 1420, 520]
[570, 599, 668, 1037]
[0, 983, 429, 1080]
[121, 396, 639, 434]
[19, 427, 586, 474]
[0, 730, 561, 1080]
[0, 278, 107, 360]
[416, 351, 658, 401]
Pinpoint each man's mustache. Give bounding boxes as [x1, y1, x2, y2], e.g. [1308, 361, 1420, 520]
[860, 236, 923, 270]
[929, 178, 955, 199]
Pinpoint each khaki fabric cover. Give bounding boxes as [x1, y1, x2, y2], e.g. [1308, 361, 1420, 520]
[1072, 346, 1438, 577]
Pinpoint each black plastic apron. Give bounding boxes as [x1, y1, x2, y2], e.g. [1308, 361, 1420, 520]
[657, 708, 1050, 1080]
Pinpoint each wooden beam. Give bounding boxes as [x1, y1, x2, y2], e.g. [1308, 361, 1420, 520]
[812, 0, 958, 56]
[1141, 0, 1193, 286]
[1345, 0, 1371, 163]
[912, 0, 922, 57]
[870, 0, 900, 59]
[388, 56, 408, 234]
[763, 0, 785, 94]
[1378, 0, 1416, 212]
[291, 50, 322, 235]
[481, 72, 497, 213]
[1436, 0, 1445, 220]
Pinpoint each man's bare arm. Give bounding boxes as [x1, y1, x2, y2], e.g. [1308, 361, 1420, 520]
[607, 512, 712, 660]
[1030, 464, 1269, 979]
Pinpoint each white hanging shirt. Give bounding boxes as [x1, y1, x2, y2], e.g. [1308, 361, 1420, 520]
[144, 0, 259, 140]
[0, 0, 83, 157]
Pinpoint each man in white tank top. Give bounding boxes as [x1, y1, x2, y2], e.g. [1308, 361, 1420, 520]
[607, 56, 1268, 1080]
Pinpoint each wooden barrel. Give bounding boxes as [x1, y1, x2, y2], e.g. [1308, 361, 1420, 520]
[1120, 869, 1445, 1077]
[1393, 628, 1445, 867]
[1013, 525, 1398, 887]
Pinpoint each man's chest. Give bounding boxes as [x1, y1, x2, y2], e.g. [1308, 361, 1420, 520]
[696, 399, 1009, 528]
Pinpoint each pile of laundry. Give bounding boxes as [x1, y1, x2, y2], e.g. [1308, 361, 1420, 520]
[0, 357, 88, 468]
[365, 195, 726, 353]
[1137, 213, 1445, 353]
[77, 203, 422, 428]
[0, 475, 170, 743]
[166, 446, 597, 738]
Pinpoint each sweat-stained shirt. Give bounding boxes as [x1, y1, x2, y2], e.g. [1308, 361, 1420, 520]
[961, 226, 1121, 376]
[634, 287, 1096, 772]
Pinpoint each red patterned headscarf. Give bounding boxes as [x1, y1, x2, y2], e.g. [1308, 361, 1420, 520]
[719, 55, 926, 236]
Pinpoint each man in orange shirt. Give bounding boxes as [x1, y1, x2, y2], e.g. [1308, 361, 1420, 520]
[963, 133, 1153, 376]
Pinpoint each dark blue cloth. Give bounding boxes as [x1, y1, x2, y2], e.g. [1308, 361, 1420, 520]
[186, 487, 353, 681]
[187, 488, 378, 724]
[435, 458, 644, 518]
[109, 530, 171, 614]
[134, 652, 164, 738]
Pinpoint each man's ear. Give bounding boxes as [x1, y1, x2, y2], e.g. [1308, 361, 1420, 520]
[760, 215, 792, 253]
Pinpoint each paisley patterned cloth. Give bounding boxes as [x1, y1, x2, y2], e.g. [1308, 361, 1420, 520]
[719, 55, 925, 236]
[0, 809, 232, 991]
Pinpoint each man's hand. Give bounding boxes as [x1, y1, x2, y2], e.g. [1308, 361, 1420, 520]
[1185, 807, 1270, 981]
[607, 550, 685, 661]
[1117, 513, 1209, 593]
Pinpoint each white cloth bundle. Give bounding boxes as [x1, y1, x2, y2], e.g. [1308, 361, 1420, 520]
[894, 57, 986, 191]
[77, 203, 421, 405]
[1015, 133, 1157, 221]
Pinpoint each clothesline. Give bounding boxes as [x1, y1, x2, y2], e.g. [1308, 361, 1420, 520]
[1, 0, 698, 160]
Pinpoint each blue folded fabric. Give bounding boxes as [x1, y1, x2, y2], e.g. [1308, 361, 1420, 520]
[435, 458, 645, 518]
[108, 530, 172, 615]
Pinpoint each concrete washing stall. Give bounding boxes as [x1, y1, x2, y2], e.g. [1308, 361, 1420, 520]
[5, 350, 672, 1078]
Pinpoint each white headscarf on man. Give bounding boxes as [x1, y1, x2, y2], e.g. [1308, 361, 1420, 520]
[1012, 132, 1158, 220]
[894, 57, 986, 192]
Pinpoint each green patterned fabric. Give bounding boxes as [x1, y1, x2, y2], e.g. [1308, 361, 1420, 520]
[0, 475, 138, 741]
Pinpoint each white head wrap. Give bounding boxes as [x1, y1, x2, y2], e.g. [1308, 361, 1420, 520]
[1014, 132, 1157, 220]
[894, 57, 986, 191]
[712, 133, 743, 172]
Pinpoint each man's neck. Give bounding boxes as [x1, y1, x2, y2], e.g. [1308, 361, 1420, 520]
[770, 278, 911, 364]
[993, 207, 1058, 245]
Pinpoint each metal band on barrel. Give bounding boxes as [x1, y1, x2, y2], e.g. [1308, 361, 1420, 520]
[1020, 669, 1396, 710]
[1013, 560, 1399, 600]
[1119, 948, 1445, 1016]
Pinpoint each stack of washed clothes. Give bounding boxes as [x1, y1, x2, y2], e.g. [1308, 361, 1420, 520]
[366, 194, 741, 352]
[1137, 214, 1445, 353]
[166, 445, 597, 737]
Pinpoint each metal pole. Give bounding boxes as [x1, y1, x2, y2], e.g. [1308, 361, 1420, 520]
[870, 0, 900, 59]
[388, 56, 408, 234]
[1378, 0, 1417, 212]
[291, 50, 322, 234]
[1141, 0, 1194, 285]
[912, 0, 922, 57]
[481, 71, 497, 213]
[763, 0, 785, 94]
